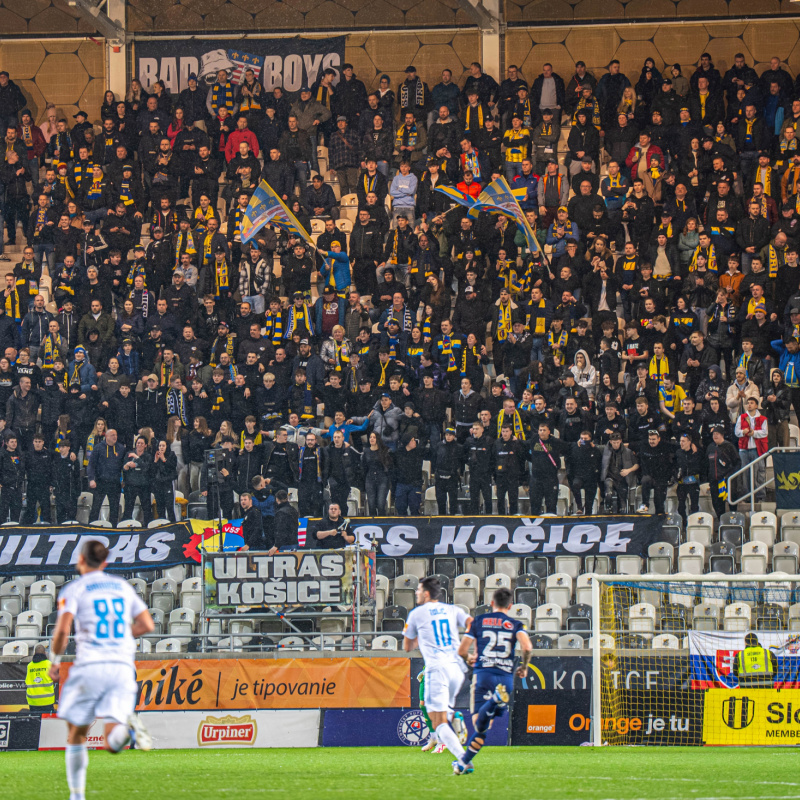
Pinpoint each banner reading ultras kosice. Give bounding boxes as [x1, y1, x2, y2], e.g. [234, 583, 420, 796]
[349, 515, 664, 558]
[205, 549, 369, 610]
[136, 37, 345, 95]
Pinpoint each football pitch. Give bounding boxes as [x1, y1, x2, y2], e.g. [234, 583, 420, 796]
[4, 747, 799, 799]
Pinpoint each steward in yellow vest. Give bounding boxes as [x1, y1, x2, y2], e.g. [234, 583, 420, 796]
[26, 644, 56, 712]
[733, 633, 778, 688]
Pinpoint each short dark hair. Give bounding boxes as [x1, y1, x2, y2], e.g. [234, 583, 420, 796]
[275, 489, 289, 503]
[83, 540, 109, 568]
[420, 576, 441, 601]
[493, 587, 512, 609]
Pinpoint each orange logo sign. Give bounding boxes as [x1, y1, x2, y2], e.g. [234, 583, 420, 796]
[527, 705, 557, 734]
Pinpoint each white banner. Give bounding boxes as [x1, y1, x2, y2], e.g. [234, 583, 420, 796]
[39, 710, 320, 750]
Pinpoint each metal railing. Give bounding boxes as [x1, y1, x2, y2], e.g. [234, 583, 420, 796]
[726, 447, 796, 513]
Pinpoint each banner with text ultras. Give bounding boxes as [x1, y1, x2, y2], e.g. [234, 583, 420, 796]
[59, 658, 409, 711]
[690, 631, 800, 689]
[703, 689, 800, 745]
[204, 549, 372, 610]
[136, 38, 345, 95]
[352, 515, 663, 558]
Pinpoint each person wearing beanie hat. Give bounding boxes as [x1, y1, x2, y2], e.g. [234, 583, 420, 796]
[18, 108, 46, 185]
[336, 62, 367, 127]
[432, 426, 462, 514]
[399, 63, 430, 125]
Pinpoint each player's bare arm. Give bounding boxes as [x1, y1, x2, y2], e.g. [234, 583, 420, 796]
[515, 630, 533, 679]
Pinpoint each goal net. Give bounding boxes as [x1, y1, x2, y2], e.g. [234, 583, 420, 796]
[591, 575, 800, 747]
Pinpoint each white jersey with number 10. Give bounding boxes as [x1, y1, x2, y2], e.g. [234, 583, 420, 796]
[404, 602, 469, 668]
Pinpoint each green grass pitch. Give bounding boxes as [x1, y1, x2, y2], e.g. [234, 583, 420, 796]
[3, 747, 799, 799]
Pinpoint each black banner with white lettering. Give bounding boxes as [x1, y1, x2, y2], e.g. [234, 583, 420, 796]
[350, 515, 664, 559]
[135, 37, 345, 96]
[0, 523, 195, 575]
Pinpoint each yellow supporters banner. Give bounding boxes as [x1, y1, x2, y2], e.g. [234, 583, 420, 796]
[703, 688, 800, 745]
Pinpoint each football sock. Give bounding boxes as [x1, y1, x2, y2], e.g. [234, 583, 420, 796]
[475, 696, 498, 733]
[462, 730, 486, 764]
[436, 722, 465, 760]
[106, 723, 130, 753]
[66, 743, 88, 800]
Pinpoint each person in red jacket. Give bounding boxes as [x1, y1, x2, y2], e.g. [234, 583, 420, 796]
[225, 114, 259, 162]
[625, 130, 664, 183]
[734, 396, 768, 502]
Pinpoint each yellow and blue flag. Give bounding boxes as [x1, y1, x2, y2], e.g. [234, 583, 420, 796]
[241, 179, 314, 246]
[476, 176, 540, 254]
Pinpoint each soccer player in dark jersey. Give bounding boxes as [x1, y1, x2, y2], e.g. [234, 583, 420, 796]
[454, 586, 532, 774]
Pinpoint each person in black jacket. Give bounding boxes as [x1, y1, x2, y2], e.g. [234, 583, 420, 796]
[528, 421, 569, 515]
[0, 433, 24, 523]
[201, 437, 238, 519]
[239, 492, 265, 551]
[394, 430, 423, 516]
[637, 429, 675, 514]
[22, 433, 52, 524]
[567, 430, 602, 515]
[269, 489, 300, 553]
[52, 439, 80, 523]
[312, 502, 355, 549]
[433, 427, 463, 515]
[122, 436, 152, 525]
[152, 439, 178, 521]
[321, 429, 357, 512]
[464, 421, 494, 514]
[87, 428, 125, 526]
[675, 431, 703, 523]
[493, 424, 525, 514]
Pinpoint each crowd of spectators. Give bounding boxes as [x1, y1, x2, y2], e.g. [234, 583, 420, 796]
[0, 50, 798, 539]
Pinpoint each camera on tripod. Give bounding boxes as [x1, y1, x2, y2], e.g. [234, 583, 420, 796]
[205, 448, 220, 484]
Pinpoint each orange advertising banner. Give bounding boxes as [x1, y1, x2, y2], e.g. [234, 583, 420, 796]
[60, 658, 410, 711]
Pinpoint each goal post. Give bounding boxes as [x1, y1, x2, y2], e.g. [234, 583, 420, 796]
[590, 573, 800, 747]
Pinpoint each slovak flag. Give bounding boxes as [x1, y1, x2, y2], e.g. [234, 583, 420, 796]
[221, 519, 245, 551]
[298, 517, 308, 548]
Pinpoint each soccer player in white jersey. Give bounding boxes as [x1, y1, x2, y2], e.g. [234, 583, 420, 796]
[49, 540, 155, 800]
[403, 576, 472, 765]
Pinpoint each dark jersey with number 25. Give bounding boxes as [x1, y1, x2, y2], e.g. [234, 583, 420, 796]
[465, 611, 525, 676]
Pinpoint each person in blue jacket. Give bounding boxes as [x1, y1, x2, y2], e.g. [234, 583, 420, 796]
[316, 241, 352, 297]
[772, 335, 800, 419]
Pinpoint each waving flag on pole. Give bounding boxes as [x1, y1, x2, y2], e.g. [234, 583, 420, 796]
[434, 184, 481, 213]
[476, 176, 540, 254]
[241, 179, 314, 246]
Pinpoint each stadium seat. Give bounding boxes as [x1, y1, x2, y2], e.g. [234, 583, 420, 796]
[215, 637, 246, 653]
[647, 542, 674, 574]
[652, 633, 680, 650]
[381, 606, 407, 633]
[15, 610, 43, 642]
[136, 637, 153, 653]
[453, 574, 481, 609]
[557, 633, 584, 649]
[319, 617, 348, 636]
[432, 558, 459, 581]
[763, 574, 793, 608]
[531, 633, 554, 649]
[523, 556, 549, 579]
[772, 540, 797, 573]
[781, 511, 800, 547]
[686, 512, 714, 547]
[88, 520, 112, 528]
[628, 603, 656, 635]
[117, 519, 142, 528]
[678, 542, 705, 574]
[454, 604, 471, 617]
[615, 555, 642, 575]
[163, 565, 188, 584]
[554, 555, 581, 580]
[483, 573, 512, 606]
[741, 541, 768, 574]
[575, 574, 594, 606]
[150, 578, 178, 615]
[534, 603, 563, 633]
[392, 574, 419, 610]
[723, 602, 752, 631]
[149, 519, 172, 528]
[0, 610, 12, 638]
[277, 636, 305, 651]
[509, 603, 532, 628]
[206, 619, 224, 645]
[463, 557, 490, 580]
[180, 578, 203, 613]
[0, 581, 25, 617]
[708, 542, 736, 575]
[168, 608, 196, 643]
[749, 512, 778, 547]
[376, 574, 390, 611]
[401, 559, 428, 581]
[692, 603, 721, 631]
[149, 608, 165, 636]
[788, 603, 800, 631]
[2, 641, 28, 657]
[545, 573, 572, 607]
[583, 555, 611, 575]
[590, 634, 615, 649]
[376, 558, 398, 581]
[155, 637, 186, 653]
[494, 557, 520, 579]
[371, 635, 398, 651]
[128, 578, 148, 603]
[719, 511, 746, 544]
[28, 580, 56, 616]
[229, 620, 254, 643]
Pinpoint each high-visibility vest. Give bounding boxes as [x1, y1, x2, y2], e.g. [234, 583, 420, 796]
[26, 659, 55, 706]
[736, 646, 771, 676]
